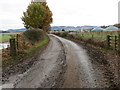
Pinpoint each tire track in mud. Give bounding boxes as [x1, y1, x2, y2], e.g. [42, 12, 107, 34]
[39, 35, 66, 88]
[2, 34, 117, 88]
[54, 35, 115, 88]
[2, 35, 66, 88]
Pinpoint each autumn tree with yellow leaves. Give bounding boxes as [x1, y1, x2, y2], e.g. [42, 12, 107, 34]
[21, 2, 52, 32]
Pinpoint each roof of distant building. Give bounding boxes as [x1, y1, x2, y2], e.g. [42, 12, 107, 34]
[105, 26, 118, 31]
[92, 28, 104, 31]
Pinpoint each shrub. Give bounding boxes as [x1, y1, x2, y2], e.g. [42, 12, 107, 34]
[23, 29, 44, 44]
[60, 32, 68, 37]
[67, 34, 75, 39]
[53, 32, 61, 36]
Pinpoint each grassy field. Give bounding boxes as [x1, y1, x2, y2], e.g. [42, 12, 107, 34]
[77, 31, 120, 41]
[71, 31, 120, 51]
[0, 33, 20, 43]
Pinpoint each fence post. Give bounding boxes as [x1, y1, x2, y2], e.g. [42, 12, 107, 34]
[16, 34, 19, 49]
[92, 34, 93, 38]
[118, 34, 120, 54]
[107, 35, 110, 50]
[9, 38, 17, 57]
[115, 36, 117, 51]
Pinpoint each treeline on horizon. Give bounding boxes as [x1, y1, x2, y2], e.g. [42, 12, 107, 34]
[1, 23, 120, 33]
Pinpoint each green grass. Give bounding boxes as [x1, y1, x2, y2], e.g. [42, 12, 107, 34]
[77, 31, 120, 41]
[2, 35, 49, 67]
[27, 35, 49, 54]
[0, 33, 20, 43]
[72, 31, 120, 52]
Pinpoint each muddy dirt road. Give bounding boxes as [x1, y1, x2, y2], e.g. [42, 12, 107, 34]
[1, 35, 66, 88]
[54, 35, 113, 88]
[1, 34, 116, 88]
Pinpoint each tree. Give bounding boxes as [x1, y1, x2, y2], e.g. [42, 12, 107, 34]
[101, 25, 108, 29]
[41, 3, 53, 31]
[21, 3, 52, 31]
[62, 29, 65, 32]
[114, 23, 120, 28]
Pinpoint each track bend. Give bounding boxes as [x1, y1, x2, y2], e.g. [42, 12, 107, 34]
[54, 35, 110, 88]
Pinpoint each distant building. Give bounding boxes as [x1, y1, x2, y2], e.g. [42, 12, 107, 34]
[31, 0, 46, 3]
[81, 26, 93, 32]
[104, 26, 119, 31]
[92, 28, 104, 32]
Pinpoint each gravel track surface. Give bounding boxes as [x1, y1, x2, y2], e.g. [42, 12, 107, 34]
[1, 35, 119, 89]
[1, 35, 66, 88]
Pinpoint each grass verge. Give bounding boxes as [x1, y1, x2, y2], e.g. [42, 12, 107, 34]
[2, 35, 49, 68]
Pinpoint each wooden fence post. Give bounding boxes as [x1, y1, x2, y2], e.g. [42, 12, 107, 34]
[92, 34, 93, 38]
[9, 38, 17, 57]
[16, 34, 19, 49]
[118, 34, 120, 54]
[107, 35, 110, 50]
[115, 36, 117, 51]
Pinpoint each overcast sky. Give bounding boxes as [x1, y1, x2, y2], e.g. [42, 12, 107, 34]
[0, 0, 119, 30]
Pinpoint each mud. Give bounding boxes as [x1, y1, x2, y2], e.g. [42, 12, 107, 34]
[1, 34, 119, 88]
[67, 37, 119, 88]
[2, 39, 50, 84]
[1, 35, 66, 88]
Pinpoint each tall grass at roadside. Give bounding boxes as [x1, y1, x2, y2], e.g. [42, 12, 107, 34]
[2, 35, 49, 68]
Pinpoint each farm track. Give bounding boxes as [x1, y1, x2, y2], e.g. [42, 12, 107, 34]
[1, 35, 66, 88]
[1, 34, 119, 88]
[54, 35, 118, 88]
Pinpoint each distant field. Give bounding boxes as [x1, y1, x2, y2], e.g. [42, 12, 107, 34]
[77, 31, 120, 41]
[0, 33, 20, 43]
